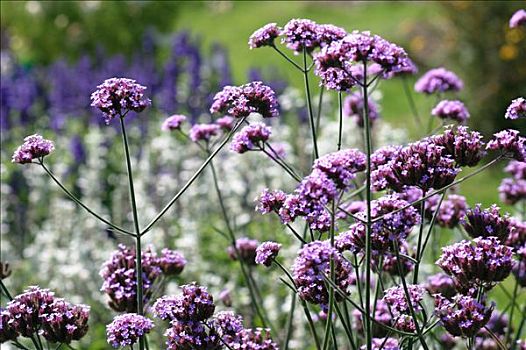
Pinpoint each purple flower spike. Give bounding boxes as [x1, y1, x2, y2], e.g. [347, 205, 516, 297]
[90, 77, 151, 124]
[292, 240, 353, 305]
[505, 160, 526, 180]
[6, 286, 55, 337]
[162, 114, 186, 131]
[414, 67, 463, 94]
[210, 82, 279, 119]
[425, 273, 457, 299]
[435, 294, 493, 337]
[249, 23, 281, 49]
[106, 313, 154, 348]
[510, 9, 526, 28]
[0, 308, 18, 343]
[343, 92, 380, 127]
[256, 188, 287, 214]
[487, 129, 526, 162]
[427, 194, 468, 229]
[216, 116, 235, 131]
[500, 178, 526, 205]
[166, 320, 220, 350]
[255, 241, 282, 267]
[436, 237, 514, 289]
[235, 328, 279, 350]
[159, 249, 186, 276]
[505, 97, 526, 120]
[462, 204, 512, 242]
[281, 18, 322, 53]
[383, 284, 425, 332]
[213, 311, 244, 346]
[431, 100, 470, 123]
[360, 338, 400, 350]
[230, 122, 272, 154]
[12, 134, 55, 164]
[228, 237, 259, 265]
[431, 125, 486, 167]
[313, 149, 367, 189]
[167, 283, 214, 322]
[40, 299, 90, 344]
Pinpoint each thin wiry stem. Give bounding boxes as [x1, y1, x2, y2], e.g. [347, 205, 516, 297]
[412, 191, 428, 284]
[338, 91, 343, 151]
[271, 45, 304, 72]
[303, 47, 319, 159]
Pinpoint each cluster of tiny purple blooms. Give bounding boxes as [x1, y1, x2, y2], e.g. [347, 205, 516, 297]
[3, 8, 526, 350]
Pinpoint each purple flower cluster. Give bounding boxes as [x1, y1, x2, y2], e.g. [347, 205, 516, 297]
[228, 237, 259, 265]
[212, 311, 244, 346]
[12, 134, 55, 164]
[505, 97, 526, 120]
[2, 287, 90, 344]
[210, 81, 279, 119]
[216, 116, 235, 131]
[255, 241, 282, 267]
[360, 338, 400, 350]
[475, 311, 510, 348]
[513, 246, 526, 286]
[165, 320, 220, 350]
[510, 9, 526, 28]
[99, 244, 163, 312]
[506, 217, 526, 252]
[159, 249, 187, 276]
[90, 77, 151, 124]
[235, 328, 279, 350]
[249, 23, 281, 49]
[342, 196, 420, 253]
[343, 92, 380, 127]
[162, 114, 187, 131]
[312, 149, 366, 189]
[431, 100, 470, 123]
[371, 140, 459, 192]
[230, 123, 272, 153]
[434, 295, 493, 337]
[436, 237, 514, 289]
[255, 189, 287, 214]
[106, 313, 154, 348]
[379, 243, 415, 277]
[292, 240, 353, 305]
[425, 273, 457, 299]
[487, 129, 526, 162]
[189, 123, 221, 142]
[352, 300, 392, 337]
[414, 67, 464, 94]
[153, 283, 215, 322]
[499, 160, 526, 205]
[370, 145, 401, 172]
[431, 125, 486, 167]
[281, 18, 325, 53]
[462, 204, 511, 242]
[383, 284, 425, 332]
[426, 194, 467, 229]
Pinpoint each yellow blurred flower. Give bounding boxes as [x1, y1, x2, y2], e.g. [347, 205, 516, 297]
[499, 44, 518, 60]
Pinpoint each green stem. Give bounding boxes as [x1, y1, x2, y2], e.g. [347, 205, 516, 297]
[301, 301, 322, 350]
[401, 76, 422, 128]
[303, 47, 319, 159]
[272, 45, 304, 72]
[39, 162, 133, 236]
[505, 279, 520, 346]
[119, 116, 145, 350]
[283, 292, 296, 350]
[316, 88, 324, 133]
[321, 201, 336, 350]
[338, 92, 343, 151]
[412, 190, 427, 284]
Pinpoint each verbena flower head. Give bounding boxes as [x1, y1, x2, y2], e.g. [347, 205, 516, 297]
[370, 145, 402, 172]
[106, 313, 154, 348]
[155, 283, 215, 322]
[462, 204, 511, 242]
[159, 249, 187, 276]
[313, 148, 366, 189]
[0, 308, 18, 343]
[212, 311, 244, 346]
[166, 320, 220, 350]
[431, 125, 486, 167]
[189, 124, 221, 142]
[256, 189, 287, 214]
[318, 24, 347, 46]
[313, 40, 357, 91]
[387, 57, 418, 78]
[379, 242, 415, 277]
[505, 97, 526, 120]
[505, 160, 526, 180]
[90, 78, 151, 124]
[371, 140, 460, 192]
[255, 241, 282, 267]
[40, 299, 90, 344]
[487, 129, 526, 162]
[336, 200, 366, 220]
[230, 123, 272, 153]
[292, 240, 353, 305]
[513, 246, 526, 287]
[436, 237, 514, 289]
[506, 217, 526, 252]
[12, 134, 55, 164]
[249, 23, 281, 49]
[427, 194, 468, 229]
[162, 114, 187, 131]
[228, 238, 259, 265]
[435, 294, 493, 337]
[99, 244, 161, 312]
[6, 286, 55, 337]
[234, 328, 279, 350]
[414, 67, 463, 94]
[431, 100, 470, 123]
[210, 82, 279, 119]
[510, 9, 526, 28]
[352, 300, 392, 338]
[362, 338, 400, 350]
[343, 92, 380, 127]
[215, 116, 235, 131]
[383, 284, 425, 332]
[499, 178, 526, 205]
[281, 18, 322, 53]
[425, 273, 457, 299]
[345, 196, 420, 253]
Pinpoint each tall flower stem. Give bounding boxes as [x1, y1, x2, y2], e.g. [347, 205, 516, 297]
[412, 191, 427, 284]
[119, 116, 145, 350]
[505, 279, 520, 346]
[208, 156, 272, 329]
[361, 61, 373, 350]
[338, 92, 343, 151]
[402, 76, 422, 128]
[321, 200, 336, 350]
[303, 47, 319, 159]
